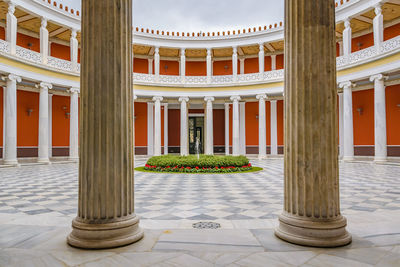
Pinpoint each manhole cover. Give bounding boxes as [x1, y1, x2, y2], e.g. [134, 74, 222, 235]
[192, 222, 221, 229]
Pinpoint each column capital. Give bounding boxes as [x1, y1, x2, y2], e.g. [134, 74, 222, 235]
[339, 81, 353, 89]
[6, 1, 15, 14]
[153, 96, 163, 102]
[39, 82, 52, 90]
[270, 99, 278, 103]
[204, 96, 214, 102]
[344, 18, 351, 29]
[224, 102, 230, 107]
[71, 28, 78, 38]
[369, 73, 388, 82]
[271, 54, 277, 59]
[133, 95, 137, 100]
[374, 4, 382, 15]
[148, 58, 153, 62]
[154, 46, 160, 54]
[41, 17, 47, 28]
[3, 74, 21, 83]
[207, 48, 212, 56]
[162, 102, 168, 107]
[69, 87, 80, 94]
[230, 95, 241, 102]
[232, 46, 237, 54]
[180, 48, 186, 55]
[259, 43, 264, 51]
[256, 93, 267, 100]
[178, 96, 189, 103]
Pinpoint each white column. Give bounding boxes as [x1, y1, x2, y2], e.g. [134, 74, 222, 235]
[206, 48, 212, 83]
[339, 93, 344, 159]
[370, 74, 387, 161]
[258, 43, 265, 75]
[69, 88, 79, 161]
[257, 94, 267, 159]
[48, 93, 53, 158]
[230, 96, 241, 156]
[2, 74, 21, 165]
[48, 41, 52, 56]
[338, 41, 344, 56]
[6, 1, 17, 55]
[343, 19, 352, 56]
[373, 5, 384, 51]
[148, 58, 153, 74]
[38, 82, 52, 163]
[224, 103, 230, 155]
[204, 96, 214, 155]
[153, 96, 163, 156]
[180, 48, 186, 83]
[232, 46, 238, 81]
[270, 100, 278, 156]
[147, 103, 154, 156]
[239, 58, 245, 74]
[133, 94, 137, 153]
[40, 17, 49, 64]
[271, 55, 277, 71]
[154, 46, 160, 82]
[163, 103, 168, 155]
[179, 97, 189, 156]
[239, 101, 246, 155]
[340, 81, 354, 160]
[70, 29, 79, 71]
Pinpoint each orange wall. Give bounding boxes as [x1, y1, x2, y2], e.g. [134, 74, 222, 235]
[353, 89, 374, 146]
[277, 100, 284, 145]
[213, 60, 233, 75]
[384, 23, 400, 41]
[186, 61, 206, 76]
[17, 90, 39, 146]
[244, 58, 258, 74]
[0, 27, 5, 40]
[352, 32, 374, 52]
[265, 56, 272, 71]
[17, 32, 40, 52]
[276, 55, 284, 70]
[386, 85, 400, 145]
[51, 43, 70, 60]
[160, 60, 179, 75]
[168, 109, 180, 146]
[133, 58, 148, 74]
[134, 102, 147, 146]
[213, 109, 225, 145]
[52, 95, 70, 147]
[245, 102, 258, 146]
[0, 87, 3, 147]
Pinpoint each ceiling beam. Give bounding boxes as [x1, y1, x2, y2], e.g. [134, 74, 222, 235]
[148, 46, 155, 56]
[237, 47, 244, 56]
[387, 0, 400, 6]
[336, 31, 343, 38]
[265, 43, 275, 52]
[49, 27, 68, 38]
[355, 16, 373, 24]
[17, 14, 35, 23]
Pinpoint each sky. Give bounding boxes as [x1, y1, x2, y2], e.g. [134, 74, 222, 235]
[60, 0, 284, 32]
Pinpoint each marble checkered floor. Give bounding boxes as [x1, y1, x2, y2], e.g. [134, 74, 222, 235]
[0, 159, 399, 223]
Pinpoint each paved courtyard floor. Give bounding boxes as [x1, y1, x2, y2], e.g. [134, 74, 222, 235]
[0, 159, 399, 266]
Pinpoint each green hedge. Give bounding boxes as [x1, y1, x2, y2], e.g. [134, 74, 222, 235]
[144, 155, 252, 173]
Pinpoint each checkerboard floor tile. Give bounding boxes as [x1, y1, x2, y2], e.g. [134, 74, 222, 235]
[0, 159, 399, 221]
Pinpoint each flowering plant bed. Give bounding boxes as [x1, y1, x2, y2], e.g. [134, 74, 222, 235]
[138, 155, 261, 173]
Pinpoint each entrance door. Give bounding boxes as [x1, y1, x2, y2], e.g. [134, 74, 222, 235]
[189, 117, 204, 154]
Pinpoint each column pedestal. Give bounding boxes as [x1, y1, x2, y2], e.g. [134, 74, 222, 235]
[67, 0, 143, 249]
[275, 0, 351, 248]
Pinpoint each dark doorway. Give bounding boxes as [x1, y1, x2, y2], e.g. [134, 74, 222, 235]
[189, 117, 204, 154]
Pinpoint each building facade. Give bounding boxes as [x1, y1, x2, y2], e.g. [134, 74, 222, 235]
[0, 0, 400, 165]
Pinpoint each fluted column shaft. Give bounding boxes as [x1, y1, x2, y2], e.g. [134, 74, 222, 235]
[38, 82, 52, 163]
[338, 93, 344, 159]
[340, 82, 354, 160]
[371, 74, 387, 161]
[276, 0, 351, 247]
[204, 97, 214, 155]
[230, 96, 240, 156]
[3, 74, 21, 165]
[271, 55, 277, 70]
[257, 94, 267, 159]
[48, 93, 53, 158]
[153, 96, 163, 156]
[69, 88, 79, 161]
[68, 0, 143, 249]
[179, 97, 189, 156]
[224, 103, 230, 155]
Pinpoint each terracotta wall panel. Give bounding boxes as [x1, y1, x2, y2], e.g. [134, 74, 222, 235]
[186, 61, 206, 76]
[52, 95, 70, 146]
[386, 85, 400, 145]
[17, 90, 39, 146]
[353, 89, 374, 146]
[134, 102, 147, 146]
[133, 58, 148, 74]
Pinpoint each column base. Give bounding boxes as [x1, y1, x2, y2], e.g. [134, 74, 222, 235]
[342, 156, 354, 161]
[3, 159, 20, 167]
[37, 158, 51, 164]
[374, 157, 387, 163]
[69, 157, 79, 163]
[67, 214, 144, 249]
[275, 212, 351, 248]
[258, 154, 267, 160]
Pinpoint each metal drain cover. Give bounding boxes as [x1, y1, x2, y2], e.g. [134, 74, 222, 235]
[192, 222, 221, 229]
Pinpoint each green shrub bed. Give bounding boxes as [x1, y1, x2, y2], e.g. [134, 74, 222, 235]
[144, 155, 253, 173]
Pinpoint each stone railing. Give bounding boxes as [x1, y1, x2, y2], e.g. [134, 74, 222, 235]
[0, 34, 400, 86]
[336, 35, 400, 68]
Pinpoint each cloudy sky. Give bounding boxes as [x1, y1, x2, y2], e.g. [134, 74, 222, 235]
[61, 0, 284, 32]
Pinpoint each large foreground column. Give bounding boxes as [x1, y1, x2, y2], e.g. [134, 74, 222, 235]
[67, 0, 143, 249]
[275, 0, 351, 247]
